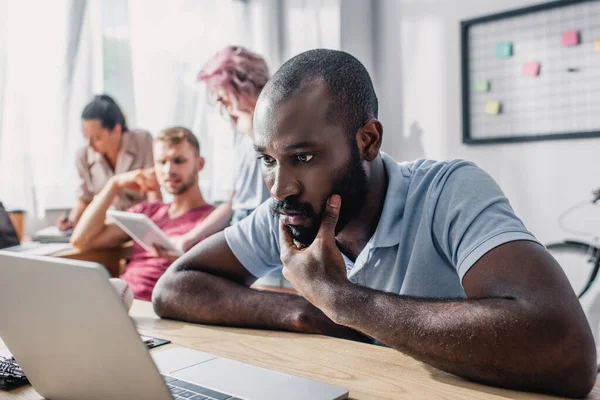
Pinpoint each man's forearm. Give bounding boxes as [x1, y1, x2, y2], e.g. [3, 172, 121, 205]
[71, 180, 119, 248]
[323, 285, 595, 397]
[154, 268, 300, 329]
[153, 270, 370, 342]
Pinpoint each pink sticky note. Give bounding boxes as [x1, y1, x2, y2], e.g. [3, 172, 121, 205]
[562, 30, 580, 47]
[523, 62, 541, 77]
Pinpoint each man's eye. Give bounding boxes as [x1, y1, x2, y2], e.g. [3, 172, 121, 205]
[258, 155, 275, 165]
[295, 154, 314, 163]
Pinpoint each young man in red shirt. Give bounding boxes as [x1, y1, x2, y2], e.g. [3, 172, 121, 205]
[71, 127, 215, 301]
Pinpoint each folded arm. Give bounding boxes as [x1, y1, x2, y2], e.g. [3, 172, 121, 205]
[276, 195, 597, 398]
[152, 232, 370, 342]
[299, 240, 597, 398]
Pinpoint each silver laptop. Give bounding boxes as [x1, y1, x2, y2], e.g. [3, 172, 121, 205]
[0, 252, 349, 400]
[0, 203, 72, 255]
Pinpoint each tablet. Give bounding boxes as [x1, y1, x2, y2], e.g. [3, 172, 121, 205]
[107, 210, 183, 256]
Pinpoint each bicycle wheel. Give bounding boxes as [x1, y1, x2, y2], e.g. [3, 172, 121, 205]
[546, 240, 600, 298]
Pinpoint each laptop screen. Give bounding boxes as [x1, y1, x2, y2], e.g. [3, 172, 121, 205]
[0, 203, 20, 249]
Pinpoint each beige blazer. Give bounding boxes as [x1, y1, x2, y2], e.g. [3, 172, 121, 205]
[76, 129, 154, 211]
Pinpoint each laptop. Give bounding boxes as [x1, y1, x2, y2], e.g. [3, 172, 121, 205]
[0, 203, 72, 255]
[0, 252, 349, 400]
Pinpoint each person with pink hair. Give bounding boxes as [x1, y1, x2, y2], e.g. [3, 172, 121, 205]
[172, 46, 271, 252]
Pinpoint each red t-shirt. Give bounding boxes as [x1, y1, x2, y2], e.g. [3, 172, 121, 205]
[120, 201, 215, 301]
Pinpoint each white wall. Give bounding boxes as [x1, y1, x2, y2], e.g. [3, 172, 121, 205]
[371, 0, 600, 290]
[340, 0, 376, 78]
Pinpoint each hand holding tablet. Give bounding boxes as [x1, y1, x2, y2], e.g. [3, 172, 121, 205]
[107, 210, 183, 256]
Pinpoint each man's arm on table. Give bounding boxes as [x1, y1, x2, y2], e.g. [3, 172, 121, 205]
[278, 196, 597, 398]
[320, 241, 595, 397]
[152, 232, 370, 342]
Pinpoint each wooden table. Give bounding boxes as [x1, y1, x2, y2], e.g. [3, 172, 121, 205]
[52, 244, 292, 292]
[52, 242, 133, 277]
[2, 301, 600, 400]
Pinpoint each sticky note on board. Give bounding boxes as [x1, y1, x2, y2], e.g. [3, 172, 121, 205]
[495, 42, 513, 58]
[523, 61, 541, 77]
[596, 38, 600, 53]
[562, 30, 580, 47]
[485, 101, 501, 115]
[475, 80, 490, 92]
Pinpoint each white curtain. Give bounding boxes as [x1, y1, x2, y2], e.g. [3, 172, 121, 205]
[0, 0, 7, 139]
[0, 0, 341, 216]
[126, 0, 252, 203]
[124, 0, 340, 203]
[0, 0, 98, 216]
[283, 0, 340, 61]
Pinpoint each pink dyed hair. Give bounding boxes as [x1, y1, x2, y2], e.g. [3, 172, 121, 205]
[198, 46, 270, 102]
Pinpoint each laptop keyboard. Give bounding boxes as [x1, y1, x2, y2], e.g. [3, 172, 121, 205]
[162, 374, 242, 400]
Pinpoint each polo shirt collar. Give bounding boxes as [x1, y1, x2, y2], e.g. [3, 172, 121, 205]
[369, 152, 408, 249]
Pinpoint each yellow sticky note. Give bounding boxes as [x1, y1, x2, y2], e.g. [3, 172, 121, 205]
[485, 101, 501, 115]
[596, 38, 600, 53]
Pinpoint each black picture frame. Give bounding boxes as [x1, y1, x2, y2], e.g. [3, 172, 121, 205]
[461, 0, 600, 145]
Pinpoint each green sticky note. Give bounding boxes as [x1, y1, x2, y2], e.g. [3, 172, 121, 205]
[475, 80, 490, 92]
[496, 42, 513, 58]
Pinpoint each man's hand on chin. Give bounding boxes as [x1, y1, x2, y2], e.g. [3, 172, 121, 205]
[278, 195, 351, 320]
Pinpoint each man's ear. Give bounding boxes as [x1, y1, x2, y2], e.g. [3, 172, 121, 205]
[355, 119, 383, 161]
[197, 156, 205, 172]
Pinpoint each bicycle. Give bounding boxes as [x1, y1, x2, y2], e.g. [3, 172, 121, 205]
[545, 189, 600, 299]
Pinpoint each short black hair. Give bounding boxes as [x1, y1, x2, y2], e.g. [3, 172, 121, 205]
[81, 94, 129, 132]
[262, 49, 378, 138]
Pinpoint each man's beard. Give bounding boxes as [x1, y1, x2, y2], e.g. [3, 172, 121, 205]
[270, 144, 369, 246]
[165, 171, 198, 195]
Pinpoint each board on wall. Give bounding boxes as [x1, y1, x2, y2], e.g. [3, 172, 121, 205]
[461, 0, 600, 144]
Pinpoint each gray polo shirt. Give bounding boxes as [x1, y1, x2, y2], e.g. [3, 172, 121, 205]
[224, 153, 539, 298]
[231, 133, 270, 222]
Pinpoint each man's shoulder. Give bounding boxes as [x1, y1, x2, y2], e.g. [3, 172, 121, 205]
[392, 157, 481, 187]
[398, 158, 475, 176]
[383, 155, 489, 202]
[223, 198, 282, 277]
[395, 158, 503, 213]
[188, 204, 217, 221]
[226, 199, 276, 233]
